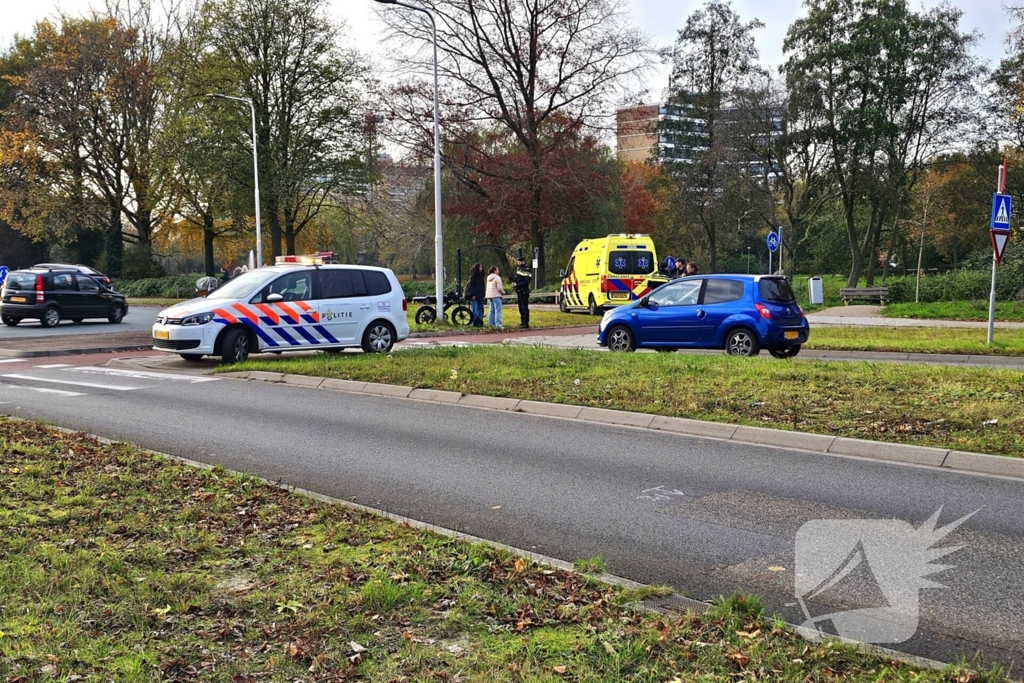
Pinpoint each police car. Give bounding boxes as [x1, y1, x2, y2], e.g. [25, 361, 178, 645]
[152, 256, 410, 363]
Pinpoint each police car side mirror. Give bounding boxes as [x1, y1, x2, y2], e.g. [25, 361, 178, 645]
[266, 293, 284, 303]
[559, 269, 566, 278]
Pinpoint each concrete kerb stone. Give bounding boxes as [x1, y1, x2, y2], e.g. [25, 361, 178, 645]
[408, 388, 463, 404]
[943, 451, 1024, 478]
[233, 372, 1024, 481]
[828, 437, 948, 467]
[516, 400, 583, 419]
[282, 374, 325, 388]
[217, 371, 251, 379]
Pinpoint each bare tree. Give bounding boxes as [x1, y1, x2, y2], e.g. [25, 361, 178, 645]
[378, 0, 653, 282]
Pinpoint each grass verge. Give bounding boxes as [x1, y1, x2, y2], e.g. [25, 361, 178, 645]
[229, 346, 1024, 457]
[128, 298, 188, 308]
[883, 301, 1024, 323]
[0, 418, 1005, 682]
[806, 326, 1024, 356]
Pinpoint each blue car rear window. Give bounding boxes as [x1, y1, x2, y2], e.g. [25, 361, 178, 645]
[703, 279, 745, 304]
[758, 279, 796, 303]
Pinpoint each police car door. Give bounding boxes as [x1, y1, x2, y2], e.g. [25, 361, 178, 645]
[250, 270, 321, 349]
[317, 268, 364, 346]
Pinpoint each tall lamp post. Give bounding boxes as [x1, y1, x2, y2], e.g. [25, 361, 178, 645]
[373, 0, 444, 321]
[207, 93, 263, 268]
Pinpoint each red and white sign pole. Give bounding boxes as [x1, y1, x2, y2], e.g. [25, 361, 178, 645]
[988, 158, 1008, 346]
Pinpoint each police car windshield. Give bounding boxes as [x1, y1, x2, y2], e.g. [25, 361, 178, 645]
[207, 270, 280, 300]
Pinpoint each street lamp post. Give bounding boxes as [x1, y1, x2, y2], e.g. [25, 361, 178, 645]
[207, 93, 263, 268]
[373, 0, 444, 321]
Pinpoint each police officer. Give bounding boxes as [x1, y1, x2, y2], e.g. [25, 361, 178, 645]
[513, 258, 533, 329]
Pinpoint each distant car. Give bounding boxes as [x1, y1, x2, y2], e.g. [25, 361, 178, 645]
[151, 257, 410, 364]
[33, 263, 112, 287]
[0, 267, 128, 328]
[597, 274, 809, 358]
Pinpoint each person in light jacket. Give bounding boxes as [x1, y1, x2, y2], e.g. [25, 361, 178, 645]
[485, 266, 505, 329]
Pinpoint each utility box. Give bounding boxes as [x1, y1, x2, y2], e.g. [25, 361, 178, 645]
[808, 277, 824, 305]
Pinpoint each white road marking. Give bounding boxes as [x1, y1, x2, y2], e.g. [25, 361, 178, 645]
[62, 366, 219, 383]
[0, 359, 26, 364]
[4, 384, 85, 397]
[1, 374, 146, 391]
[34, 363, 73, 369]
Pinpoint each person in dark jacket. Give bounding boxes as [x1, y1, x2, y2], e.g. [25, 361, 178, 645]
[513, 258, 533, 328]
[466, 262, 486, 326]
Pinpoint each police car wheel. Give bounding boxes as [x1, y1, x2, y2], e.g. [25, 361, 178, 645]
[221, 328, 251, 364]
[362, 322, 395, 354]
[1, 315, 20, 327]
[607, 325, 635, 352]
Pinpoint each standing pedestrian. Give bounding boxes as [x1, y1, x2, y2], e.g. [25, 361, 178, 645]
[513, 258, 532, 329]
[685, 262, 699, 276]
[466, 262, 486, 327]
[675, 260, 688, 279]
[485, 266, 505, 330]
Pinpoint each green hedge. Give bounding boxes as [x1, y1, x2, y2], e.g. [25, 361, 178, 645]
[117, 274, 203, 298]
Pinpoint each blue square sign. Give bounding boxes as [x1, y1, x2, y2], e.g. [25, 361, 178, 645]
[992, 193, 1012, 231]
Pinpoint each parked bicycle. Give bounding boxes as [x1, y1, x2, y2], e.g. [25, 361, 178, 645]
[412, 288, 473, 326]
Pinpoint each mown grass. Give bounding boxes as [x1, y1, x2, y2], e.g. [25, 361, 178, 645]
[230, 346, 1024, 457]
[807, 326, 1024, 356]
[884, 301, 1024, 323]
[0, 418, 1006, 682]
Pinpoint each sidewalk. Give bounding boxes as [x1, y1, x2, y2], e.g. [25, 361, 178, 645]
[808, 305, 1024, 330]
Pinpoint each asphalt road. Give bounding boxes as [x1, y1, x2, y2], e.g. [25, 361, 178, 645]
[0, 305, 160, 337]
[1, 361, 1022, 669]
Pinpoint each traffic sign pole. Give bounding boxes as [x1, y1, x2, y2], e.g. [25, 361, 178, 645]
[988, 161, 1008, 345]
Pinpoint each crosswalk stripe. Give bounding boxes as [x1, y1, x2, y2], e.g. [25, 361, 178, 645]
[5, 384, 85, 397]
[1, 374, 146, 391]
[34, 364, 73, 369]
[62, 367, 219, 383]
[0, 359, 25, 364]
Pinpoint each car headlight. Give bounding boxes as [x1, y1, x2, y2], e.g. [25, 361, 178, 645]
[182, 312, 214, 326]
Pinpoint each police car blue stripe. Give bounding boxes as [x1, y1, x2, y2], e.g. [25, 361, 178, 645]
[293, 326, 319, 345]
[314, 326, 339, 345]
[218, 318, 279, 347]
[273, 327, 302, 346]
[301, 314, 318, 324]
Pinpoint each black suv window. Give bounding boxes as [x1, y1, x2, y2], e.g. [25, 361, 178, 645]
[608, 251, 655, 275]
[703, 279, 745, 305]
[77, 276, 100, 293]
[362, 270, 391, 296]
[52, 274, 74, 290]
[5, 273, 37, 290]
[758, 278, 796, 303]
[321, 269, 367, 299]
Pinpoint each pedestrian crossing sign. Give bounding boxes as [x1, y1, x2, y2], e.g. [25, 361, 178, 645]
[992, 193, 1012, 231]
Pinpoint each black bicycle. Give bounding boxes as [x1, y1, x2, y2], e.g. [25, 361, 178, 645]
[412, 289, 473, 326]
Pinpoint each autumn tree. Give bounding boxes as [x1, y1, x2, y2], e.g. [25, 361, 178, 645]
[378, 0, 652, 282]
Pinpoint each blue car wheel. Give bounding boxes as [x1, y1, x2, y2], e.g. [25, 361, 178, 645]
[607, 325, 635, 352]
[725, 328, 759, 357]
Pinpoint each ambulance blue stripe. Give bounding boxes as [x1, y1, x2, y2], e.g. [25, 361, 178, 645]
[293, 326, 319, 345]
[314, 326, 339, 344]
[273, 327, 302, 346]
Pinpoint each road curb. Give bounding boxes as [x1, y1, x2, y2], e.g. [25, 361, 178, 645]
[0, 343, 153, 359]
[223, 370, 1024, 481]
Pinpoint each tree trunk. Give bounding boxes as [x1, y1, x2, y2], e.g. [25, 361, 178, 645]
[105, 203, 124, 278]
[269, 210, 283, 258]
[844, 197, 862, 288]
[203, 215, 216, 277]
[708, 224, 717, 274]
[285, 230, 297, 257]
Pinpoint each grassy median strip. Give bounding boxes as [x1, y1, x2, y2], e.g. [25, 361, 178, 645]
[883, 302, 1024, 323]
[0, 419, 1004, 682]
[232, 346, 1024, 458]
[408, 307, 594, 333]
[805, 326, 1024, 356]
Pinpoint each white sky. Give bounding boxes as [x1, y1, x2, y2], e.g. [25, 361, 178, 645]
[2, 0, 1014, 103]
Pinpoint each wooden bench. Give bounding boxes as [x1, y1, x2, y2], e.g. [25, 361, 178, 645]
[840, 287, 889, 305]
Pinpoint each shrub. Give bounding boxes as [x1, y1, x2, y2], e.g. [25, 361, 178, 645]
[116, 274, 203, 298]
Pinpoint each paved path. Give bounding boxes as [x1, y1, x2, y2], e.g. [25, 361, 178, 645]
[0, 360, 1021, 669]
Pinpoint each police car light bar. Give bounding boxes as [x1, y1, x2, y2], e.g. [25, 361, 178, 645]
[275, 255, 324, 265]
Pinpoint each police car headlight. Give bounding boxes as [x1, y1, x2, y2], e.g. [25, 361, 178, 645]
[182, 312, 214, 326]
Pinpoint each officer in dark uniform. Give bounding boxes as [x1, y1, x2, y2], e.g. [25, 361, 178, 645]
[513, 258, 533, 329]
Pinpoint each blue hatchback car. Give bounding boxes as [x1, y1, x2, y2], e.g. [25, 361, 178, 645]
[597, 275, 809, 357]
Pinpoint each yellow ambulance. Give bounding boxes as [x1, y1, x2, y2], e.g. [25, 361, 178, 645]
[558, 234, 667, 315]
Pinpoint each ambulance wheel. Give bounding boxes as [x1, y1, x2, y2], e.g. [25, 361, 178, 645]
[588, 295, 599, 316]
[415, 306, 436, 325]
[362, 321, 396, 354]
[179, 354, 204, 362]
[607, 325, 635, 352]
[559, 295, 568, 313]
[221, 327, 252, 364]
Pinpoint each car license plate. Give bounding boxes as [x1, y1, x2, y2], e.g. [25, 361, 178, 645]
[154, 330, 170, 340]
[10, 296, 26, 303]
[784, 331, 799, 340]
[609, 292, 629, 300]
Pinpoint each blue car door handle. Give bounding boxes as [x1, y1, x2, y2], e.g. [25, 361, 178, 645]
[697, 309, 706, 319]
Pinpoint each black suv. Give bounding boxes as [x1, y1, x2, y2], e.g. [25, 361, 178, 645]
[0, 268, 128, 328]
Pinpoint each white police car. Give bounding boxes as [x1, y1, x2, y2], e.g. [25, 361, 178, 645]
[152, 256, 410, 363]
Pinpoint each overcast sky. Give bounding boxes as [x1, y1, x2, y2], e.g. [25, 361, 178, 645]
[2, 0, 1013, 100]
